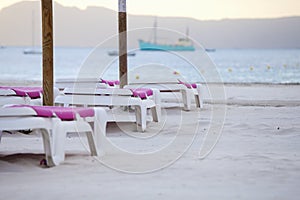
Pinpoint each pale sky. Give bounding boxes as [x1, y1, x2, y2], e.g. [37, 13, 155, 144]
[0, 0, 299, 20]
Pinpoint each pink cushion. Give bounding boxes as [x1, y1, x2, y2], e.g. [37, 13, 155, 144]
[11, 105, 94, 121]
[130, 88, 153, 99]
[100, 79, 120, 87]
[0, 86, 43, 99]
[178, 80, 197, 89]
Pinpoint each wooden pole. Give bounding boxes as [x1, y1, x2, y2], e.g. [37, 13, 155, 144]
[41, 0, 53, 105]
[118, 0, 128, 88]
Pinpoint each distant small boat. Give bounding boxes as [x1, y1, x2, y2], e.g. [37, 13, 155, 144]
[108, 50, 136, 56]
[24, 10, 41, 55]
[205, 48, 216, 52]
[23, 48, 42, 55]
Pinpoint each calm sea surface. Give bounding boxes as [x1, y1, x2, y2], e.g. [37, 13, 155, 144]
[0, 47, 299, 84]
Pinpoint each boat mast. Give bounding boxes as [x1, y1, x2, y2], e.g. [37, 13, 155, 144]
[186, 26, 189, 40]
[32, 10, 35, 48]
[154, 17, 157, 44]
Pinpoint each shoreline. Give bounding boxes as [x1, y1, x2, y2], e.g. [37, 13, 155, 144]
[1, 79, 300, 87]
[2, 80, 300, 108]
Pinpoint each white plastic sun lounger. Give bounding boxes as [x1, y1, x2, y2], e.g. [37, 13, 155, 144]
[55, 88, 161, 132]
[0, 105, 107, 167]
[127, 65, 203, 111]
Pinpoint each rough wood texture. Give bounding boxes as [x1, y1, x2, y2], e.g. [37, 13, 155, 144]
[118, 12, 128, 88]
[41, 0, 53, 106]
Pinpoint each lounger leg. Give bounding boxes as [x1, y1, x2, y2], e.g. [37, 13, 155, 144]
[181, 90, 192, 111]
[195, 94, 200, 108]
[135, 105, 147, 132]
[85, 131, 97, 156]
[152, 89, 162, 105]
[196, 84, 203, 108]
[195, 94, 203, 108]
[40, 129, 56, 167]
[51, 122, 67, 166]
[93, 108, 107, 155]
[151, 89, 162, 122]
[150, 105, 161, 122]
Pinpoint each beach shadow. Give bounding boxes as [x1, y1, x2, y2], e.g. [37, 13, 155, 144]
[0, 153, 45, 172]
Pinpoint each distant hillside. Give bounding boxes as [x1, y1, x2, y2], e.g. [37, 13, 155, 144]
[0, 1, 300, 48]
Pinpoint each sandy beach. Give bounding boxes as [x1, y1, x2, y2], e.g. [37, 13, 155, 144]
[1, 83, 300, 199]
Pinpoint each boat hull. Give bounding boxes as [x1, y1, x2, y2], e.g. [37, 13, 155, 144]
[139, 40, 195, 51]
[23, 49, 42, 55]
[107, 50, 136, 56]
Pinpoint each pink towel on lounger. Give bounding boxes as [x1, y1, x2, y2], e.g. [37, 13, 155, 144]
[178, 80, 197, 89]
[130, 88, 153, 99]
[0, 86, 43, 99]
[100, 79, 120, 87]
[11, 105, 94, 121]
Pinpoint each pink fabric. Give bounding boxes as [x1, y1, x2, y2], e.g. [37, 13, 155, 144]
[0, 86, 43, 99]
[11, 105, 94, 121]
[100, 79, 120, 87]
[178, 80, 197, 89]
[130, 88, 153, 99]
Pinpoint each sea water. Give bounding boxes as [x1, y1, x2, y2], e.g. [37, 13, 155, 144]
[0, 47, 299, 84]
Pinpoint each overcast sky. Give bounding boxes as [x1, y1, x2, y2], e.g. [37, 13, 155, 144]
[0, 0, 299, 20]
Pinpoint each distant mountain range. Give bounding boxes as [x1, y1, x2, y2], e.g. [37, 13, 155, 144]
[0, 1, 300, 48]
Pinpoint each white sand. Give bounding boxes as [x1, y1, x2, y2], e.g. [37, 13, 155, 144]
[1, 84, 300, 199]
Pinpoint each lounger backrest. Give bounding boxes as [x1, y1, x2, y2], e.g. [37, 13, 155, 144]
[0, 89, 17, 96]
[129, 64, 182, 84]
[0, 87, 42, 98]
[63, 88, 133, 96]
[2, 105, 94, 120]
[55, 78, 106, 90]
[63, 88, 152, 99]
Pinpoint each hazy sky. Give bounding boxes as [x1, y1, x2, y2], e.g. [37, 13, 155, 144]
[0, 0, 299, 20]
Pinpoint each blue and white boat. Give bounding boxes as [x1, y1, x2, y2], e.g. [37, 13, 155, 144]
[139, 39, 195, 51]
[139, 18, 195, 51]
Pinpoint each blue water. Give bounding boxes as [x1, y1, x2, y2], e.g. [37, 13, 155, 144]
[0, 47, 299, 84]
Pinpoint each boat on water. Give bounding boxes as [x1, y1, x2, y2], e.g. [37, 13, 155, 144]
[139, 39, 195, 51]
[205, 48, 216, 52]
[23, 10, 42, 55]
[139, 18, 195, 51]
[23, 48, 42, 55]
[107, 50, 136, 56]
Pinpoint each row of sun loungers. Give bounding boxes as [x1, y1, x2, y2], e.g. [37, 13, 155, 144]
[0, 66, 203, 167]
